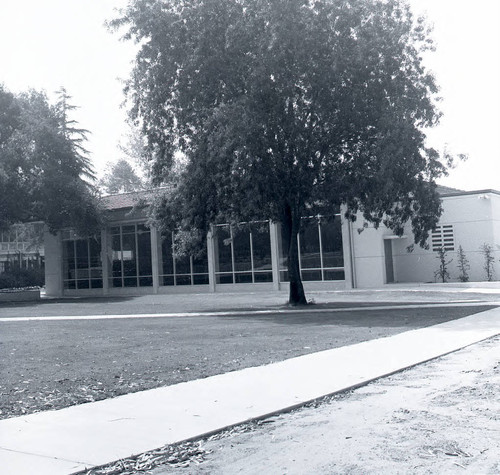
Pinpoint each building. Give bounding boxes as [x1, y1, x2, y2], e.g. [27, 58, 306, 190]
[44, 187, 500, 297]
[0, 223, 44, 274]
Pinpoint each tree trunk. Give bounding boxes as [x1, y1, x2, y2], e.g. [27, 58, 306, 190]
[284, 204, 307, 306]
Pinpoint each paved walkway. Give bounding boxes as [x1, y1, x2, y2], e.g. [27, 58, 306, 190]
[1, 304, 499, 475]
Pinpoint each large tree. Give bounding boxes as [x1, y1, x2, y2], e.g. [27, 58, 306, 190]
[99, 158, 144, 194]
[112, 0, 448, 305]
[0, 85, 101, 234]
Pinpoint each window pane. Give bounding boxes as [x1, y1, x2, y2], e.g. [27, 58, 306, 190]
[324, 269, 345, 281]
[162, 276, 175, 286]
[175, 254, 191, 275]
[111, 233, 122, 287]
[301, 269, 322, 281]
[137, 229, 152, 277]
[175, 274, 192, 285]
[64, 280, 76, 289]
[278, 223, 290, 272]
[122, 225, 136, 234]
[321, 219, 344, 268]
[233, 227, 252, 272]
[139, 276, 153, 286]
[300, 218, 321, 269]
[251, 223, 272, 272]
[91, 279, 103, 289]
[75, 268, 89, 280]
[76, 279, 90, 289]
[235, 272, 252, 283]
[254, 271, 273, 283]
[216, 273, 234, 284]
[75, 240, 89, 269]
[193, 274, 209, 285]
[192, 249, 208, 274]
[216, 226, 233, 273]
[63, 241, 75, 280]
[161, 233, 174, 275]
[89, 237, 101, 269]
[124, 277, 137, 287]
[122, 233, 137, 277]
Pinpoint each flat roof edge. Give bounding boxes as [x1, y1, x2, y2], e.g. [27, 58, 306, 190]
[441, 189, 500, 197]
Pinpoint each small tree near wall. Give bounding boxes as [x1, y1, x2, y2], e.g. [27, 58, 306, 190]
[435, 247, 452, 283]
[456, 245, 470, 282]
[481, 243, 495, 281]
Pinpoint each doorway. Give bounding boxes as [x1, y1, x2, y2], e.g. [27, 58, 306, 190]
[384, 239, 394, 283]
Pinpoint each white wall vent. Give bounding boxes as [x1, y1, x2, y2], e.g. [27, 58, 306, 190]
[431, 225, 455, 252]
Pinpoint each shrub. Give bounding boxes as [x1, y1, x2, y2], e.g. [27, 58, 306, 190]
[456, 245, 470, 282]
[480, 243, 495, 281]
[0, 267, 44, 289]
[434, 247, 452, 283]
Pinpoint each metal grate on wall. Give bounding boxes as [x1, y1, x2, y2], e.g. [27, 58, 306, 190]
[431, 225, 455, 251]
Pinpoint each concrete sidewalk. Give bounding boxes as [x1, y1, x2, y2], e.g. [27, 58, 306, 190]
[1, 306, 499, 475]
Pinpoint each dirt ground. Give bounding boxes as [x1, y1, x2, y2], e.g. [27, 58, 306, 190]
[150, 335, 500, 475]
[1, 304, 492, 419]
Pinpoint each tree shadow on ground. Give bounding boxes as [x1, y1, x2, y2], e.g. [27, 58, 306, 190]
[0, 296, 136, 309]
[217, 305, 497, 328]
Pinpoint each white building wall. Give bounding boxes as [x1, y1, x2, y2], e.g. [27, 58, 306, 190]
[391, 192, 500, 284]
[346, 191, 500, 288]
[349, 220, 392, 287]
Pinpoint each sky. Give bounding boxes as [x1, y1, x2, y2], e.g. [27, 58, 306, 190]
[0, 0, 499, 191]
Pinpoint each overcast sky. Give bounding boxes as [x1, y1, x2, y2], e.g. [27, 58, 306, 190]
[1, 0, 499, 191]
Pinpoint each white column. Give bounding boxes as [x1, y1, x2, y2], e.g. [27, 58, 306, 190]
[101, 229, 109, 295]
[341, 213, 355, 289]
[269, 221, 281, 291]
[207, 228, 217, 292]
[43, 226, 63, 297]
[151, 226, 159, 294]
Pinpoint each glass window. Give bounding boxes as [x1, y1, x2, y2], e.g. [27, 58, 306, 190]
[251, 223, 272, 272]
[321, 219, 344, 268]
[175, 254, 191, 275]
[279, 215, 344, 282]
[159, 231, 209, 287]
[216, 226, 233, 273]
[109, 224, 153, 288]
[193, 251, 208, 275]
[161, 233, 174, 276]
[63, 241, 76, 281]
[89, 238, 102, 278]
[111, 233, 122, 287]
[300, 218, 321, 270]
[233, 227, 252, 272]
[63, 234, 102, 289]
[137, 226, 152, 284]
[122, 225, 136, 234]
[215, 221, 272, 284]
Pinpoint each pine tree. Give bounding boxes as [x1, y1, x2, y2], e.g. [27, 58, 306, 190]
[0, 86, 101, 234]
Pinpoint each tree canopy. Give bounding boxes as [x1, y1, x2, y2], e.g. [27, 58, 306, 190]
[99, 158, 144, 195]
[112, 0, 449, 304]
[0, 86, 101, 234]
